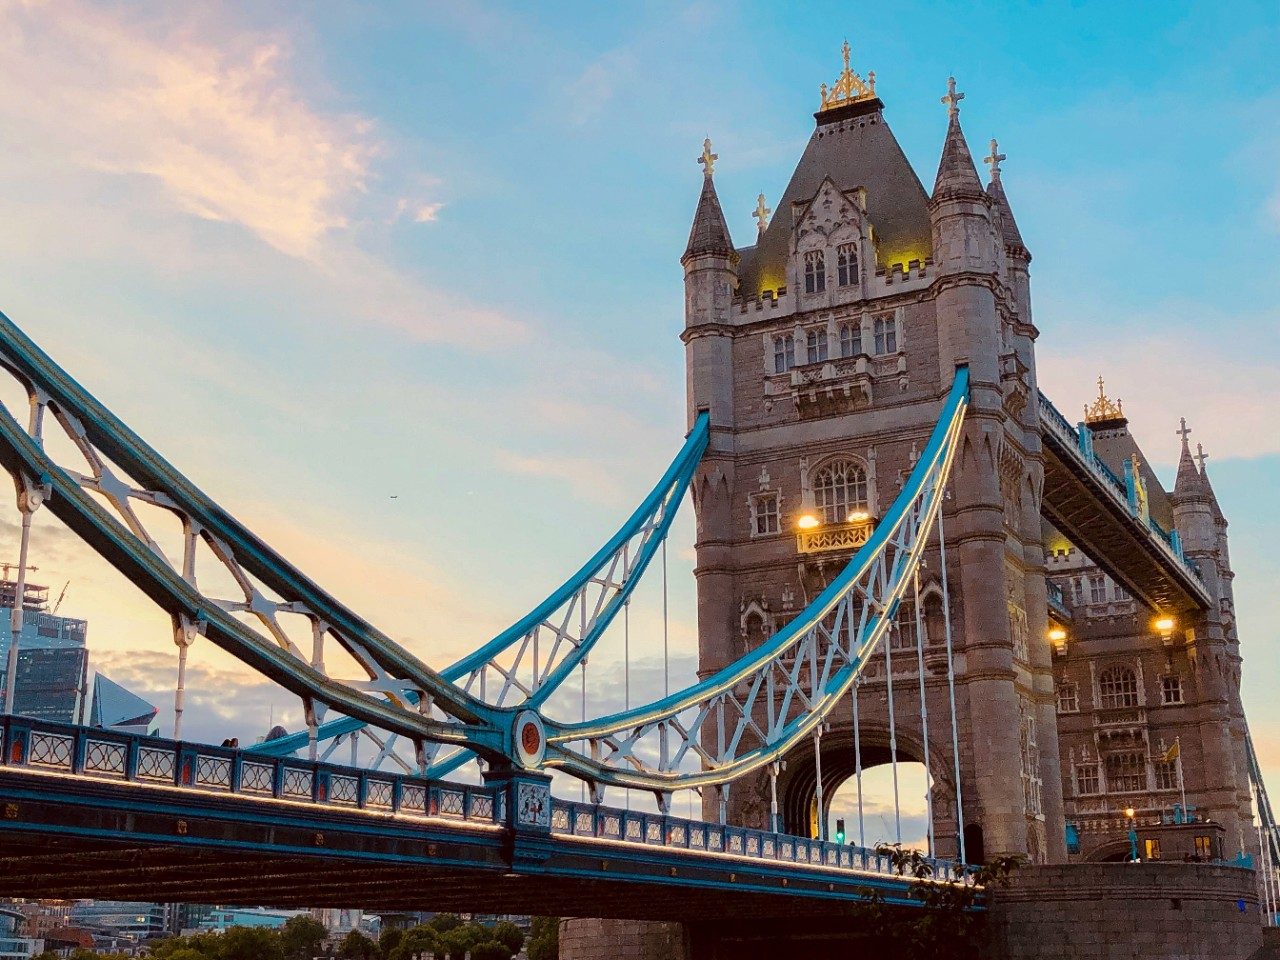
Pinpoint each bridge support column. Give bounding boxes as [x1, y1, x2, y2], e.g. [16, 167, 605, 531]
[560, 920, 689, 960]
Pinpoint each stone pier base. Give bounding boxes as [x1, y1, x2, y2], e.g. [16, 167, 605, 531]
[560, 863, 1263, 960]
[986, 862, 1262, 959]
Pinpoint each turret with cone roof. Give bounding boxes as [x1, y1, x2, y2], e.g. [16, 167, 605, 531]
[683, 139, 734, 264]
[928, 76, 1001, 391]
[681, 137, 737, 433]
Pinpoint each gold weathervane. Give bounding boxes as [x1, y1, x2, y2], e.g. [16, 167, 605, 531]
[819, 40, 876, 112]
[1084, 375, 1125, 425]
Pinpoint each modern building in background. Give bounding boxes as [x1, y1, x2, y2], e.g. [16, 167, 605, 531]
[0, 576, 89, 721]
[88, 674, 158, 735]
[0, 907, 42, 960]
[68, 900, 170, 949]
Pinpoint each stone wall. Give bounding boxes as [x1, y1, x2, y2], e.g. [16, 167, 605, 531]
[559, 919, 688, 960]
[986, 862, 1262, 959]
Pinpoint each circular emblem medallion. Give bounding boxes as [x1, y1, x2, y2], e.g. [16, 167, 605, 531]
[513, 709, 546, 769]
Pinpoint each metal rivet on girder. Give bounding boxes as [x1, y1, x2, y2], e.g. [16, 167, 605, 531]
[3, 803, 17, 820]
[670, 867, 677, 877]
[175, 820, 187, 835]
[781, 878, 788, 887]
[730, 873, 736, 882]
[314, 832, 324, 846]
[600, 861, 608, 871]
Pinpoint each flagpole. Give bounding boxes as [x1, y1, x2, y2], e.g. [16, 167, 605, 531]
[1176, 737, 1186, 817]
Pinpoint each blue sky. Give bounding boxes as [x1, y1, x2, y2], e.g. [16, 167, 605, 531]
[0, 0, 1276, 821]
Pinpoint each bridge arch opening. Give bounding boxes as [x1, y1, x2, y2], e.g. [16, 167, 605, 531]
[776, 729, 946, 854]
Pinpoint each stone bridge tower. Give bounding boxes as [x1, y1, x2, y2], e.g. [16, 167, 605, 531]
[682, 51, 1065, 861]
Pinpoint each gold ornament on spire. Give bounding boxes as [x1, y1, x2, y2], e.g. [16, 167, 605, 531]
[698, 138, 718, 177]
[1084, 375, 1125, 425]
[818, 39, 876, 112]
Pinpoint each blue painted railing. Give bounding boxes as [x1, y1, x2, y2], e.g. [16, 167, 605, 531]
[0, 716, 498, 823]
[0, 718, 979, 889]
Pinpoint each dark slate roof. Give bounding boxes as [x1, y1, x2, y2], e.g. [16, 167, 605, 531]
[683, 174, 734, 262]
[736, 102, 932, 297]
[987, 175, 1028, 255]
[932, 112, 985, 200]
[1091, 427, 1175, 530]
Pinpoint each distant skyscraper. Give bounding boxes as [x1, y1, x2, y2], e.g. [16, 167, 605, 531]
[0, 577, 89, 720]
[89, 673, 158, 735]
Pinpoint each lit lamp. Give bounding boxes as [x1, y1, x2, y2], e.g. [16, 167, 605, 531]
[1153, 615, 1177, 647]
[846, 509, 870, 523]
[1124, 807, 1138, 862]
[797, 513, 821, 530]
[1047, 625, 1068, 656]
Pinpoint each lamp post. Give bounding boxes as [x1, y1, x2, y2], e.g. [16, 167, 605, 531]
[1153, 616, 1176, 647]
[1125, 807, 1139, 862]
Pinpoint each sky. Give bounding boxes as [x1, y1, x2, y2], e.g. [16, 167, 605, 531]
[0, 0, 1277, 837]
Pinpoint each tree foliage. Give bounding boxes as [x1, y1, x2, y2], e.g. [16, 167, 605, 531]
[280, 915, 329, 960]
[526, 917, 559, 960]
[337, 931, 379, 960]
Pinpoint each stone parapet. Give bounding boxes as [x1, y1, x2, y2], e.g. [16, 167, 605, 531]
[986, 862, 1262, 959]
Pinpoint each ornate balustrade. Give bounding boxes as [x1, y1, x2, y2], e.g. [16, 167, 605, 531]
[0, 716, 499, 825]
[548, 798, 974, 885]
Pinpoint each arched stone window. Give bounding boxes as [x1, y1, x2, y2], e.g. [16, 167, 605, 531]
[1098, 665, 1139, 709]
[839, 321, 862, 357]
[811, 459, 869, 525]
[804, 250, 826, 294]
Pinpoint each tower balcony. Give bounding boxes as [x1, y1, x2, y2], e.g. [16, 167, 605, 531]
[764, 354, 905, 418]
[795, 515, 875, 555]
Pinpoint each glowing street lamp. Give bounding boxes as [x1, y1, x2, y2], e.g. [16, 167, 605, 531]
[846, 510, 871, 523]
[1153, 615, 1177, 647]
[1047, 625, 1068, 655]
[797, 514, 821, 530]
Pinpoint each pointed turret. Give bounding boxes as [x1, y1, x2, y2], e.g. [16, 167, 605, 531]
[932, 79, 985, 201]
[1197, 442, 1225, 521]
[683, 139, 733, 264]
[1173, 419, 1204, 498]
[984, 138, 1028, 258]
[929, 77, 1000, 383]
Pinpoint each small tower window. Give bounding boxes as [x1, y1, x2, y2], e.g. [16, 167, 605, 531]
[773, 334, 795, 374]
[751, 493, 780, 537]
[837, 243, 859, 286]
[804, 251, 826, 294]
[805, 328, 829, 364]
[812, 459, 869, 525]
[839, 322, 862, 357]
[1154, 760, 1179, 791]
[1075, 763, 1099, 795]
[1089, 575, 1106, 603]
[873, 314, 897, 354]
[1098, 666, 1139, 709]
[1057, 682, 1079, 713]
[1161, 675, 1183, 705]
[891, 600, 917, 651]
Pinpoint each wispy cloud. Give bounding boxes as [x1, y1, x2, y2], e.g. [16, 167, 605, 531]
[0, 1, 371, 258]
[0, 0, 519, 348]
[494, 449, 626, 507]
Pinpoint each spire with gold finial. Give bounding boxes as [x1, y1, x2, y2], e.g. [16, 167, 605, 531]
[1084, 375, 1126, 428]
[683, 137, 733, 264]
[818, 39, 876, 112]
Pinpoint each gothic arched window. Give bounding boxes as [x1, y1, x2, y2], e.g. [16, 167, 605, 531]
[812, 459, 869, 525]
[804, 251, 826, 294]
[1098, 665, 1139, 709]
[837, 243, 859, 286]
[839, 321, 862, 357]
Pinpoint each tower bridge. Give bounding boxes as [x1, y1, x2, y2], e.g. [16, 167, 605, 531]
[0, 45, 1273, 960]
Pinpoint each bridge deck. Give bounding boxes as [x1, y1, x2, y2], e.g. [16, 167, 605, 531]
[1039, 393, 1210, 615]
[0, 719, 971, 919]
